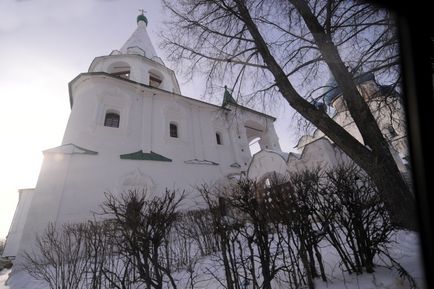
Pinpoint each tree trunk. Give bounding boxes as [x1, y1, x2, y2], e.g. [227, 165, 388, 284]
[235, 0, 417, 230]
[299, 237, 315, 289]
[366, 161, 418, 230]
[220, 227, 235, 289]
[289, 0, 418, 230]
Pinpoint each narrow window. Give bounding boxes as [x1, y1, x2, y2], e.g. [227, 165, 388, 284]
[216, 132, 222, 145]
[149, 73, 162, 88]
[170, 123, 178, 138]
[104, 112, 120, 128]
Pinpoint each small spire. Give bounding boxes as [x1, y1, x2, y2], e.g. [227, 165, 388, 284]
[222, 85, 237, 107]
[137, 9, 148, 25]
[120, 10, 162, 63]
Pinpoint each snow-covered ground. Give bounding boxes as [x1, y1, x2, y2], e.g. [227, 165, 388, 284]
[314, 230, 426, 289]
[0, 269, 12, 289]
[0, 230, 426, 289]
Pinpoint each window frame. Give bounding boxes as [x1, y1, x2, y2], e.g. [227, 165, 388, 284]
[149, 73, 162, 88]
[104, 111, 120, 128]
[112, 70, 130, 79]
[169, 122, 178, 138]
[216, 132, 223, 145]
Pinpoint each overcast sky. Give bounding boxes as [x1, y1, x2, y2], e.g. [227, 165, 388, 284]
[0, 0, 298, 239]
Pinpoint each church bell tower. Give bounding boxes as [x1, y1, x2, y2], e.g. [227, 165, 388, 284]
[63, 12, 181, 155]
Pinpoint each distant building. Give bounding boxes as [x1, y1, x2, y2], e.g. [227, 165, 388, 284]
[248, 71, 409, 181]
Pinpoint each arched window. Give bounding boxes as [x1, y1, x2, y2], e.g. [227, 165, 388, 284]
[216, 132, 222, 145]
[104, 112, 120, 128]
[169, 123, 178, 138]
[108, 62, 131, 79]
[112, 70, 130, 79]
[149, 72, 162, 88]
[249, 137, 261, 156]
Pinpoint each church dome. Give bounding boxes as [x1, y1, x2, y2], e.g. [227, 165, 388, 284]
[323, 72, 375, 106]
[137, 14, 148, 25]
[314, 101, 327, 113]
[323, 78, 338, 106]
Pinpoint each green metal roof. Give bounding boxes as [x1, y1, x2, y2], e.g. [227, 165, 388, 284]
[120, 150, 172, 162]
[137, 14, 148, 25]
[222, 85, 237, 107]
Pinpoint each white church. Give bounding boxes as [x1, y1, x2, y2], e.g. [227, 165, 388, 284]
[3, 13, 409, 262]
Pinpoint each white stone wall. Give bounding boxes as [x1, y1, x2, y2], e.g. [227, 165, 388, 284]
[2, 189, 34, 258]
[247, 138, 348, 182]
[13, 74, 280, 258]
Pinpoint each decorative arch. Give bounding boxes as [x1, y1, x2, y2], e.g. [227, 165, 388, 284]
[247, 150, 289, 181]
[249, 137, 261, 156]
[257, 171, 291, 207]
[258, 171, 288, 187]
[119, 168, 155, 192]
[244, 120, 266, 143]
[244, 120, 267, 155]
[107, 61, 131, 79]
[148, 69, 164, 88]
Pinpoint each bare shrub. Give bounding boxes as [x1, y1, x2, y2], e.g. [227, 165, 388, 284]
[265, 171, 327, 289]
[22, 223, 90, 289]
[100, 189, 184, 289]
[311, 164, 393, 274]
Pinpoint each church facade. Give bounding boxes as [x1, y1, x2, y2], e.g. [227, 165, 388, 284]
[3, 14, 281, 259]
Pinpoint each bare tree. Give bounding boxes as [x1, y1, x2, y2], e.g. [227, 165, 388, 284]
[317, 164, 393, 274]
[161, 0, 416, 230]
[265, 172, 326, 289]
[83, 219, 139, 289]
[199, 184, 238, 289]
[228, 179, 284, 289]
[200, 181, 293, 289]
[175, 209, 220, 257]
[22, 223, 90, 289]
[82, 220, 107, 289]
[100, 189, 184, 289]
